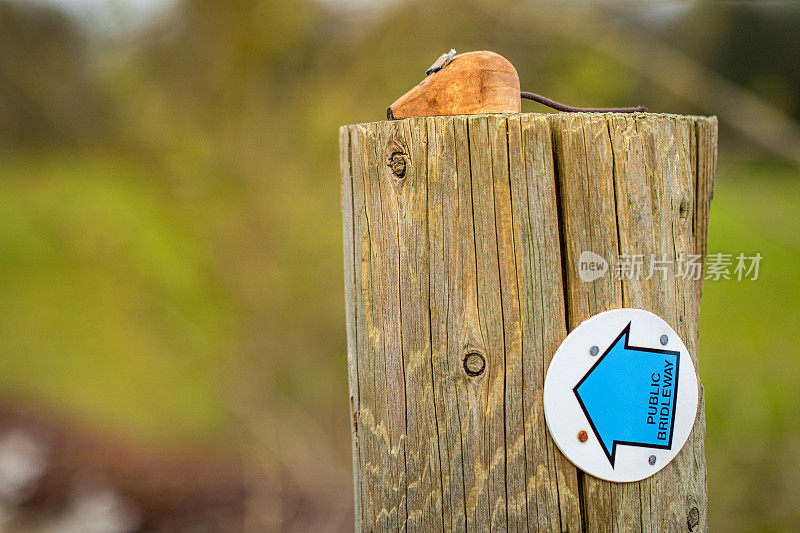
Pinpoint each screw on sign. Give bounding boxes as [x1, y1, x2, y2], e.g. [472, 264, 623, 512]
[544, 308, 699, 482]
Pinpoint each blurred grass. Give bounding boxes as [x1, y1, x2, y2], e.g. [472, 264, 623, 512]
[0, 151, 236, 448]
[701, 162, 800, 531]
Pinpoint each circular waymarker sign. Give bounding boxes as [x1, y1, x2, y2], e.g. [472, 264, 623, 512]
[544, 308, 699, 482]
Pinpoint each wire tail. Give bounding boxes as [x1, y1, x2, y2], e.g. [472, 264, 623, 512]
[521, 91, 647, 113]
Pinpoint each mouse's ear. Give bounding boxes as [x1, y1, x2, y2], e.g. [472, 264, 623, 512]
[387, 50, 521, 120]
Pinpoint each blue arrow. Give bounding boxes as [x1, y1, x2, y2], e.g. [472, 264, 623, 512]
[574, 322, 681, 467]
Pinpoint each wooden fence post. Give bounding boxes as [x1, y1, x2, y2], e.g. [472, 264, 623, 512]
[339, 113, 717, 532]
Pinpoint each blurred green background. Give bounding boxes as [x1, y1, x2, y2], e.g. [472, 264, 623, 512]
[1, 0, 799, 531]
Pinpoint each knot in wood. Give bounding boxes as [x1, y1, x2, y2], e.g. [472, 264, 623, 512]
[678, 194, 691, 220]
[687, 506, 700, 531]
[387, 151, 407, 180]
[463, 352, 485, 377]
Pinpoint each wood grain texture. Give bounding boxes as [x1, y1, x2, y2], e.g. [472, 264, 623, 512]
[340, 112, 717, 532]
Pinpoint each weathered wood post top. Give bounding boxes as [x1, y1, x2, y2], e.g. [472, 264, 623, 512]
[340, 112, 717, 532]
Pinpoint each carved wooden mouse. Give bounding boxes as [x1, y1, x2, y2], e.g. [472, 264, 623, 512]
[387, 50, 646, 120]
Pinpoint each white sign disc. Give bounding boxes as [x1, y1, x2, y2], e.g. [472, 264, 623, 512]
[543, 308, 699, 482]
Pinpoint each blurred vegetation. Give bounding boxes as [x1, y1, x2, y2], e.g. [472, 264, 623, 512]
[1, 0, 799, 530]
